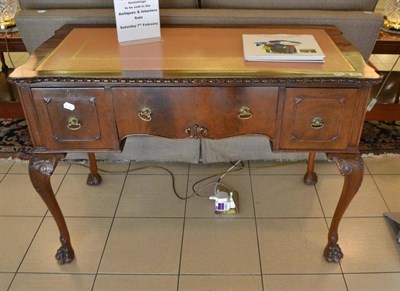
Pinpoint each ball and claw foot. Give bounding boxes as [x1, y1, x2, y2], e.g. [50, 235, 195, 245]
[324, 244, 343, 263]
[55, 247, 75, 264]
[86, 173, 102, 186]
[304, 172, 318, 185]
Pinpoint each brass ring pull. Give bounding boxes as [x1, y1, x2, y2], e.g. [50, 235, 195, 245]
[310, 116, 324, 129]
[67, 116, 82, 131]
[238, 105, 252, 120]
[138, 106, 152, 122]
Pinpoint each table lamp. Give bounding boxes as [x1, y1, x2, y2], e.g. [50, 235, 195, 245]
[383, 0, 400, 33]
[0, 0, 17, 30]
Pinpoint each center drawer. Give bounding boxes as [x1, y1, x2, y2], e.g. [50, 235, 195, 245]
[112, 87, 278, 139]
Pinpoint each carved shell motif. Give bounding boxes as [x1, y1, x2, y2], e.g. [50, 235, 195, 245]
[185, 124, 208, 139]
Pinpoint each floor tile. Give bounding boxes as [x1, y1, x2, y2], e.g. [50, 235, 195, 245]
[364, 156, 400, 174]
[263, 274, 347, 291]
[13, 53, 29, 67]
[9, 273, 95, 291]
[0, 161, 13, 173]
[189, 161, 249, 175]
[250, 159, 365, 176]
[345, 273, 400, 291]
[180, 219, 260, 274]
[370, 59, 388, 71]
[374, 54, 400, 66]
[257, 218, 341, 274]
[1, 151, 398, 290]
[0, 174, 4, 182]
[19, 217, 112, 274]
[369, 55, 388, 71]
[394, 59, 400, 71]
[4, 52, 28, 66]
[99, 218, 183, 274]
[0, 273, 15, 290]
[316, 175, 389, 217]
[0, 217, 42, 272]
[50, 174, 125, 217]
[335, 218, 400, 273]
[373, 175, 400, 212]
[8, 161, 69, 175]
[68, 161, 130, 175]
[369, 54, 382, 65]
[179, 275, 263, 291]
[252, 175, 324, 218]
[0, 174, 64, 216]
[116, 175, 186, 217]
[250, 160, 307, 175]
[186, 174, 254, 218]
[129, 162, 189, 175]
[93, 275, 178, 291]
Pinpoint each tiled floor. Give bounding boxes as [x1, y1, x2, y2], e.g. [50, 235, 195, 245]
[0, 157, 399, 290]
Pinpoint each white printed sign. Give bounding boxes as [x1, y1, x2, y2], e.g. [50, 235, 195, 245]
[113, 0, 161, 43]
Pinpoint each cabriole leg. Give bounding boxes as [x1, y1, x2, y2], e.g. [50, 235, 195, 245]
[29, 153, 75, 264]
[324, 153, 364, 263]
[86, 152, 102, 185]
[304, 151, 318, 185]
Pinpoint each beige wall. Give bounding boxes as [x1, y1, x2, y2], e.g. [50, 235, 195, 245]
[375, 0, 386, 13]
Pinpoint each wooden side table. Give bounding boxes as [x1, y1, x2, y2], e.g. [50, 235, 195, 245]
[366, 30, 400, 121]
[0, 28, 26, 118]
[372, 31, 400, 54]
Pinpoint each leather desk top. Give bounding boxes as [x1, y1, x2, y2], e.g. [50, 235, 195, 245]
[36, 27, 357, 76]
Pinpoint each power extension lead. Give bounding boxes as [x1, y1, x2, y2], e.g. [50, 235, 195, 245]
[209, 189, 239, 215]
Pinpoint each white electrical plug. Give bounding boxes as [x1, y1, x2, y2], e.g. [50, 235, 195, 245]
[209, 190, 236, 212]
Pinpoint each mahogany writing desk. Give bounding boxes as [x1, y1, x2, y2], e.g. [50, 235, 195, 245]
[10, 25, 379, 265]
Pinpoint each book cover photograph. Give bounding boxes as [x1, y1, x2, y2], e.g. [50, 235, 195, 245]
[242, 34, 325, 62]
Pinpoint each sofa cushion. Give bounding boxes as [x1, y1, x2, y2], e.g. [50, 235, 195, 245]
[18, 0, 199, 10]
[201, 0, 378, 11]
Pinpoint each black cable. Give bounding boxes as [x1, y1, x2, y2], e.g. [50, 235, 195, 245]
[73, 160, 303, 201]
[4, 26, 16, 69]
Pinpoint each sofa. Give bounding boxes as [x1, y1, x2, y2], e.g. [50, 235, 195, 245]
[15, 0, 383, 163]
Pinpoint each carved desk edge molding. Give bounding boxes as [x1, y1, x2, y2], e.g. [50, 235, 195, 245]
[12, 76, 381, 85]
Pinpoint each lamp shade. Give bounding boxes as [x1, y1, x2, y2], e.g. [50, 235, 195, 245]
[384, 0, 400, 32]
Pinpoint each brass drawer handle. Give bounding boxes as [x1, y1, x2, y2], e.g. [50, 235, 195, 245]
[67, 116, 82, 131]
[238, 105, 252, 120]
[138, 106, 152, 122]
[310, 116, 324, 129]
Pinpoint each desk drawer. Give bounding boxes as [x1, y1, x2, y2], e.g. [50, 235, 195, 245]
[32, 88, 118, 150]
[113, 87, 195, 138]
[112, 87, 278, 139]
[196, 87, 278, 139]
[280, 88, 358, 150]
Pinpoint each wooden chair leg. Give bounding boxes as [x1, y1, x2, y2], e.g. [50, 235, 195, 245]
[86, 152, 102, 185]
[304, 151, 318, 185]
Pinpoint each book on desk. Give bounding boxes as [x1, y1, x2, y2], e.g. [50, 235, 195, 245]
[242, 34, 325, 63]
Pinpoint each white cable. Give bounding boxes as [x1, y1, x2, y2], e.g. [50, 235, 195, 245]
[213, 160, 242, 195]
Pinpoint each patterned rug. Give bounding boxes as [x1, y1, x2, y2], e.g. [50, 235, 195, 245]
[0, 118, 399, 159]
[0, 118, 33, 159]
[359, 120, 400, 154]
